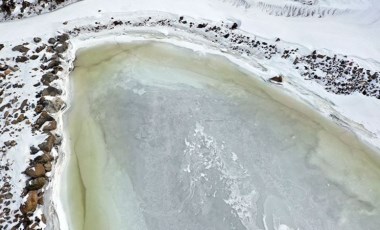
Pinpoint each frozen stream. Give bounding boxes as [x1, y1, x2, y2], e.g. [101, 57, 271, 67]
[61, 41, 380, 230]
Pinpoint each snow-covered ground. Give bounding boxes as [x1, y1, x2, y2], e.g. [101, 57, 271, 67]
[0, 0, 379, 229]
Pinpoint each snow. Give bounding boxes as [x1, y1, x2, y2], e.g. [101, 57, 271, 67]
[1, 0, 379, 60]
[0, 0, 380, 229]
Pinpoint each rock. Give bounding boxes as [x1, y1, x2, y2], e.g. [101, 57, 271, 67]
[41, 86, 62, 96]
[12, 45, 29, 53]
[38, 134, 56, 152]
[293, 57, 299, 65]
[30, 55, 39, 60]
[15, 114, 25, 123]
[35, 45, 46, 53]
[34, 105, 44, 114]
[42, 120, 57, 132]
[57, 33, 69, 43]
[0, 102, 11, 112]
[47, 59, 61, 69]
[54, 134, 63, 146]
[9, 65, 19, 72]
[30, 146, 39, 155]
[4, 140, 16, 147]
[33, 37, 41, 43]
[4, 193, 12, 199]
[231, 22, 238, 30]
[20, 191, 38, 214]
[19, 99, 28, 111]
[4, 69, 11, 75]
[34, 153, 53, 164]
[197, 23, 207, 28]
[41, 72, 58, 85]
[38, 195, 44, 205]
[44, 162, 52, 172]
[15, 56, 28, 63]
[48, 38, 56, 44]
[34, 111, 53, 128]
[51, 65, 63, 74]
[45, 97, 65, 113]
[46, 45, 55, 53]
[54, 42, 68, 53]
[0, 44, 4, 51]
[25, 164, 45, 178]
[26, 177, 46, 191]
[0, 64, 8, 71]
[113, 20, 123, 26]
[269, 75, 283, 83]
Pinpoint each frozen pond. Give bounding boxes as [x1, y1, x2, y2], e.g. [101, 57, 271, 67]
[61, 41, 380, 230]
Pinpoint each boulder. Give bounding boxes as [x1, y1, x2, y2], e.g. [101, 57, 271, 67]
[34, 111, 53, 128]
[15, 56, 28, 63]
[33, 37, 42, 43]
[25, 164, 45, 178]
[4, 140, 17, 147]
[46, 45, 55, 53]
[44, 162, 52, 172]
[0, 102, 11, 112]
[34, 153, 54, 164]
[30, 55, 39, 60]
[269, 75, 283, 83]
[54, 42, 68, 53]
[34, 104, 44, 114]
[4, 69, 11, 75]
[12, 45, 29, 53]
[26, 177, 46, 191]
[19, 99, 28, 111]
[41, 72, 58, 85]
[45, 97, 65, 113]
[54, 134, 63, 146]
[47, 59, 61, 69]
[41, 86, 62, 96]
[15, 114, 25, 123]
[38, 134, 56, 152]
[30, 146, 39, 155]
[38, 195, 44, 205]
[20, 191, 38, 214]
[0, 64, 8, 71]
[48, 38, 56, 44]
[35, 45, 46, 53]
[57, 33, 69, 43]
[42, 120, 57, 132]
[197, 23, 207, 28]
[231, 22, 239, 30]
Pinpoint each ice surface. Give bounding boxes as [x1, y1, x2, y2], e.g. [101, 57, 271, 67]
[61, 42, 380, 230]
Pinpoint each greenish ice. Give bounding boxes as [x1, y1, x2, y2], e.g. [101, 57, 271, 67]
[61, 41, 380, 230]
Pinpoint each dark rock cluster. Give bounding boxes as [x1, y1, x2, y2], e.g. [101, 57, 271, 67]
[289, 50, 380, 98]
[0, 0, 78, 21]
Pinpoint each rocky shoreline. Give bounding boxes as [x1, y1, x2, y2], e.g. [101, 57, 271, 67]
[0, 33, 70, 229]
[66, 14, 380, 98]
[0, 12, 380, 230]
[0, 0, 79, 22]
